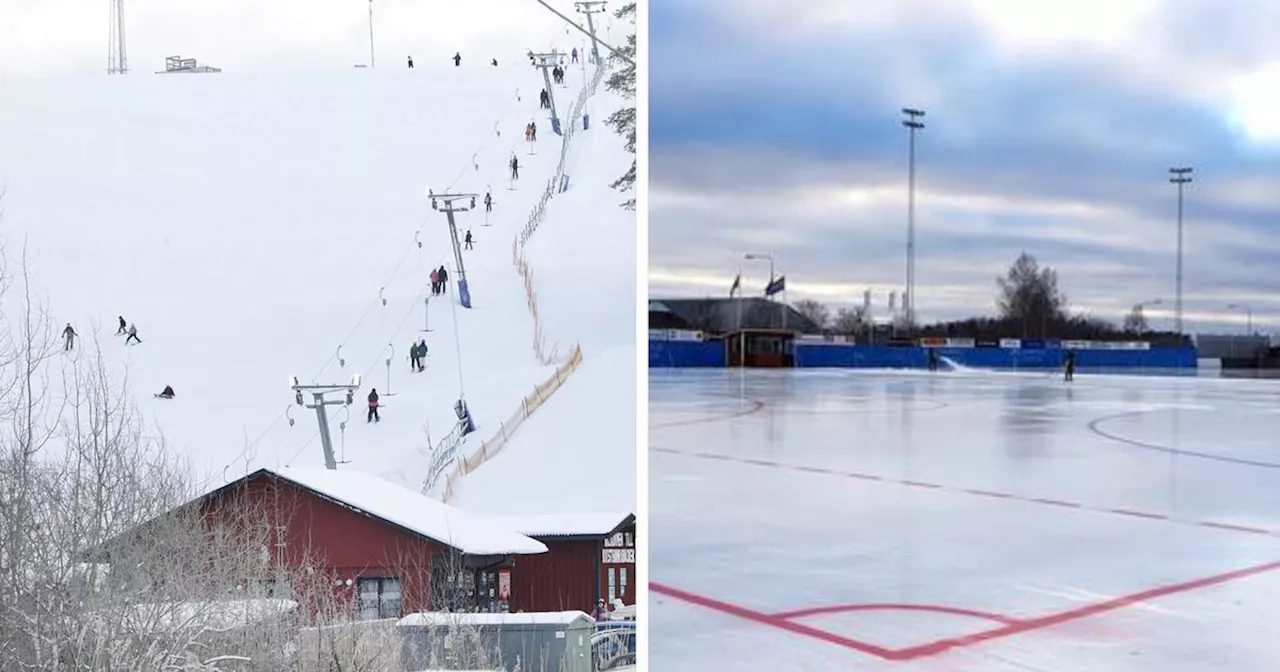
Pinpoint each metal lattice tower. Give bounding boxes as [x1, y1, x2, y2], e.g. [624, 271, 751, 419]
[108, 0, 128, 74]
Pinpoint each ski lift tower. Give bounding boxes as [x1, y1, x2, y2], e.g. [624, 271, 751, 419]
[289, 374, 362, 470]
[529, 50, 564, 135]
[573, 1, 607, 65]
[427, 190, 479, 309]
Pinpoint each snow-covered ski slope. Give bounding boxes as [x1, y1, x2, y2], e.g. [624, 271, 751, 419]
[0, 51, 634, 513]
[447, 73, 637, 516]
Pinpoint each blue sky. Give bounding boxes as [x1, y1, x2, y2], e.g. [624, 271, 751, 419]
[648, 0, 1280, 333]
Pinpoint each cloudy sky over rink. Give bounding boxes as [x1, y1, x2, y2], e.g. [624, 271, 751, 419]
[650, 0, 1280, 332]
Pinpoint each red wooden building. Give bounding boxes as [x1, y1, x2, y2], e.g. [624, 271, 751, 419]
[89, 468, 553, 619]
[490, 514, 636, 615]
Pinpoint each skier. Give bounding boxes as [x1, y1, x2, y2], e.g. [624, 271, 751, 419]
[510, 154, 519, 181]
[464, 230, 473, 250]
[571, 47, 578, 63]
[530, 121, 537, 142]
[415, 340, 427, 371]
[62, 322, 77, 351]
[539, 89, 549, 109]
[484, 191, 492, 212]
[438, 265, 448, 291]
[367, 389, 380, 423]
[1064, 350, 1077, 382]
[430, 268, 440, 295]
[116, 315, 128, 335]
[125, 323, 141, 345]
[157, 385, 175, 399]
[524, 122, 533, 143]
[409, 342, 421, 372]
[453, 52, 461, 67]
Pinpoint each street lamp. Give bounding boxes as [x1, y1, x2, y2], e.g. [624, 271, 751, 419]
[1133, 298, 1162, 333]
[1169, 167, 1193, 334]
[1227, 303, 1252, 335]
[745, 252, 783, 330]
[902, 108, 926, 327]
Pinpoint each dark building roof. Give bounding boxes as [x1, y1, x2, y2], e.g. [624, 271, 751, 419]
[650, 297, 820, 334]
[649, 300, 693, 329]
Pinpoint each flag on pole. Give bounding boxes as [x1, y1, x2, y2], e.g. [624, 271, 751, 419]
[730, 272, 741, 297]
[764, 275, 786, 297]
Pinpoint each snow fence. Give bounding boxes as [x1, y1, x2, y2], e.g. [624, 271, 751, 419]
[441, 344, 583, 503]
[438, 61, 607, 503]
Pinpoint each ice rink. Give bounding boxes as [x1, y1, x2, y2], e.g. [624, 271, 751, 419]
[650, 367, 1280, 671]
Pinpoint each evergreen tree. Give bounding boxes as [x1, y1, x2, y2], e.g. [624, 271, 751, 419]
[605, 2, 636, 210]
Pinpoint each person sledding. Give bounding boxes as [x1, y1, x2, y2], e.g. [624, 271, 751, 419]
[62, 323, 78, 351]
[116, 316, 128, 335]
[367, 389, 381, 423]
[157, 385, 175, 399]
[125, 323, 142, 345]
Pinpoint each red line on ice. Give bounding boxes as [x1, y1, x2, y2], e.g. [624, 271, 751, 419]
[652, 558, 1280, 661]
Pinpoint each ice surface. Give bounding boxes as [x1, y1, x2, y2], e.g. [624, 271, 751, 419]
[0, 53, 632, 513]
[274, 468, 545, 556]
[650, 368, 1280, 671]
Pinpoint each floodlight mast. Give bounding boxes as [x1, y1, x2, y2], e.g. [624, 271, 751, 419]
[290, 376, 363, 470]
[428, 190, 479, 309]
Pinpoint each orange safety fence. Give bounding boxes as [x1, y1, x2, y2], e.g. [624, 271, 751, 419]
[441, 343, 583, 502]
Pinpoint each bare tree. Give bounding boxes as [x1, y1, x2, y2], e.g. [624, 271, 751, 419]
[791, 300, 830, 331]
[1123, 305, 1149, 333]
[996, 252, 1066, 338]
[831, 306, 870, 337]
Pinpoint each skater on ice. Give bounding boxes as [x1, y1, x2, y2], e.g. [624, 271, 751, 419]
[927, 348, 939, 372]
[367, 389, 381, 422]
[464, 230, 473, 250]
[157, 385, 175, 399]
[116, 315, 127, 335]
[1063, 350, 1076, 382]
[125, 323, 142, 345]
[62, 322, 77, 351]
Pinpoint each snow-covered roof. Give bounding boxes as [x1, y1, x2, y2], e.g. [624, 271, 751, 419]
[397, 611, 592, 627]
[485, 513, 633, 538]
[270, 468, 547, 556]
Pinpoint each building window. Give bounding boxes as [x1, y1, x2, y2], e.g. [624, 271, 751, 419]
[620, 568, 627, 599]
[607, 568, 616, 602]
[357, 577, 402, 620]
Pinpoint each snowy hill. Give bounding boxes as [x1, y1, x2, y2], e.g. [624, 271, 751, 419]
[0, 47, 634, 515]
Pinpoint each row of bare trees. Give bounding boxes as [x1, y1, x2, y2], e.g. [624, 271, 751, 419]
[0, 243, 507, 670]
[785, 253, 1186, 343]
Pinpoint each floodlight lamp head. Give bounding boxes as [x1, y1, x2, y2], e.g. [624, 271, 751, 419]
[289, 375, 299, 388]
[432, 199, 438, 211]
[295, 391, 304, 406]
[351, 374, 362, 388]
[470, 196, 476, 208]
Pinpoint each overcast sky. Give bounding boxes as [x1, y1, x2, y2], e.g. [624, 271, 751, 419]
[650, 0, 1280, 334]
[0, 0, 617, 76]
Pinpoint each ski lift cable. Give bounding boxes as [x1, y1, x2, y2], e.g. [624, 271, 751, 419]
[313, 82, 522, 382]
[237, 68, 533, 467]
[445, 85, 524, 192]
[361, 276, 434, 380]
